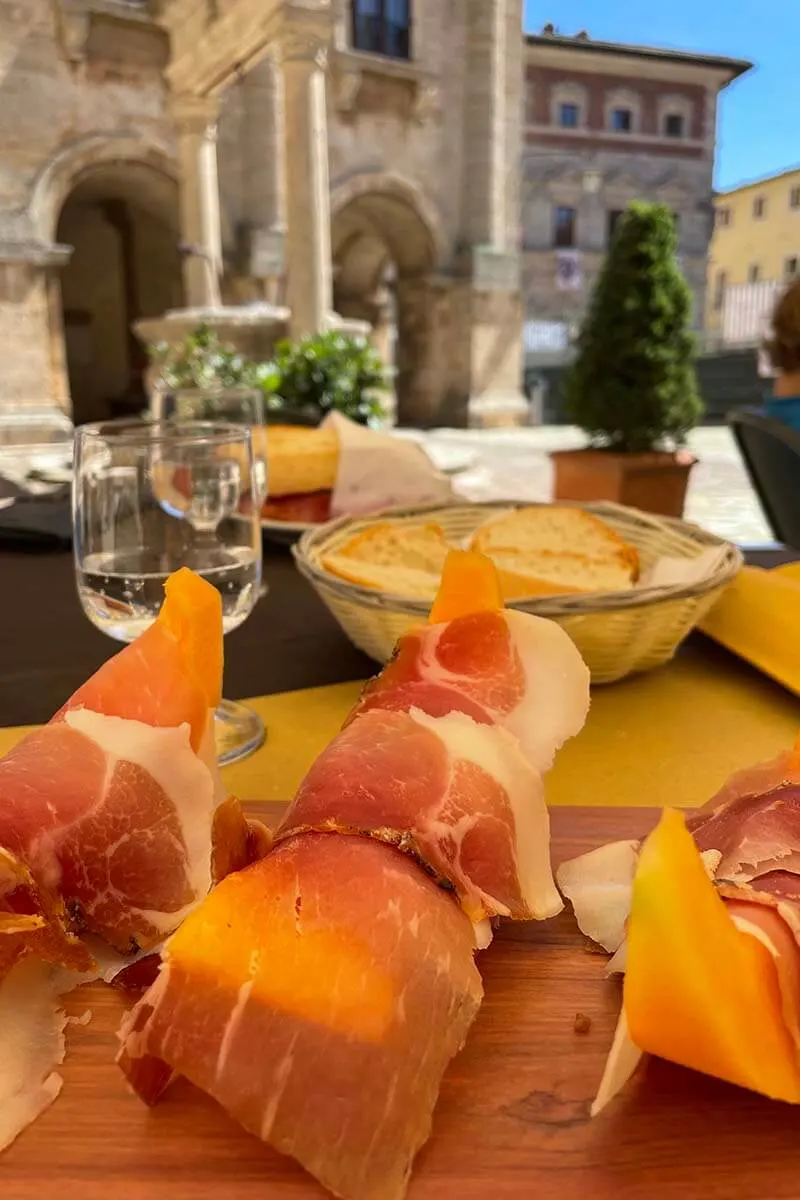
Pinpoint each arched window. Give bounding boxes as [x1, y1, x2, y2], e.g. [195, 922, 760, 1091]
[604, 88, 641, 134]
[550, 82, 587, 130]
[658, 94, 693, 139]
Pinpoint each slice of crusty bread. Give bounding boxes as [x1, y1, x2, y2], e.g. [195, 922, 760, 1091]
[491, 550, 634, 598]
[320, 555, 441, 601]
[472, 506, 639, 580]
[327, 522, 451, 576]
[251, 425, 340, 498]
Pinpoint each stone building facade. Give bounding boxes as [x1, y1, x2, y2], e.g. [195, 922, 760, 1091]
[521, 32, 750, 351]
[0, 0, 525, 427]
[0, 5, 748, 427]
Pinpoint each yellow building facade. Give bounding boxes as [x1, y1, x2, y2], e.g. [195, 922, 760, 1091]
[707, 166, 800, 334]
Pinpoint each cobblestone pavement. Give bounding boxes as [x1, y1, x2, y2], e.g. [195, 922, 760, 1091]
[399, 426, 770, 545]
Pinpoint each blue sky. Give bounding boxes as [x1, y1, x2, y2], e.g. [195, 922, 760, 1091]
[523, 2, 800, 191]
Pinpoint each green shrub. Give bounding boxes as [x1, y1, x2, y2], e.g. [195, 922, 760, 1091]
[149, 326, 388, 426]
[148, 324, 278, 394]
[563, 202, 703, 452]
[270, 331, 387, 426]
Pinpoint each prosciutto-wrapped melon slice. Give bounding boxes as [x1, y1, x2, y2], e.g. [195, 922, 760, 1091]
[351, 550, 590, 773]
[119, 834, 483, 1200]
[0, 568, 264, 970]
[280, 551, 587, 922]
[558, 732, 800, 976]
[279, 706, 561, 921]
[595, 809, 800, 1112]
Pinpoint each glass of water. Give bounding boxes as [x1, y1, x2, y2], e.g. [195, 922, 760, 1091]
[150, 387, 266, 427]
[72, 418, 265, 765]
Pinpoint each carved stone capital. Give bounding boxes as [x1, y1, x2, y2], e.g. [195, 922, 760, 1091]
[412, 83, 441, 126]
[274, 5, 332, 69]
[334, 67, 362, 114]
[59, 10, 90, 63]
[170, 93, 220, 136]
[278, 33, 328, 68]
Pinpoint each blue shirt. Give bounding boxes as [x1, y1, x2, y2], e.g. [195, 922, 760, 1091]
[763, 395, 800, 434]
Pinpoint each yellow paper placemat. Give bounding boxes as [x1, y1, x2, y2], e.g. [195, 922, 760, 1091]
[2, 645, 797, 811]
[700, 563, 800, 697]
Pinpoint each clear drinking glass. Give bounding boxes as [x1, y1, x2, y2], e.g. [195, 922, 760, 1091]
[150, 387, 266, 427]
[72, 419, 266, 765]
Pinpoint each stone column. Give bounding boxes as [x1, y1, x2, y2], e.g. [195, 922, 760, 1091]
[461, 0, 507, 249]
[0, 242, 72, 413]
[171, 94, 223, 308]
[278, 31, 333, 338]
[242, 54, 286, 240]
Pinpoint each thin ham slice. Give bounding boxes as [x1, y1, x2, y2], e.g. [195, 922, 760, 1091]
[118, 834, 483, 1200]
[0, 569, 265, 976]
[0, 711, 223, 954]
[278, 706, 562, 921]
[351, 608, 590, 772]
[687, 748, 800, 883]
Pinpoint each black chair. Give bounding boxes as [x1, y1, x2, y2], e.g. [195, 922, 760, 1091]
[728, 408, 800, 547]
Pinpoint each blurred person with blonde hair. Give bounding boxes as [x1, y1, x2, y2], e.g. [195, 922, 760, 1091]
[763, 277, 800, 432]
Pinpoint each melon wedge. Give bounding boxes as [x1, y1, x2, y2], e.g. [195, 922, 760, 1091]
[624, 808, 800, 1102]
[159, 566, 223, 710]
[428, 550, 503, 625]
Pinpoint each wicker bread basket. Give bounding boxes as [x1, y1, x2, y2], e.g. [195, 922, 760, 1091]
[293, 501, 743, 684]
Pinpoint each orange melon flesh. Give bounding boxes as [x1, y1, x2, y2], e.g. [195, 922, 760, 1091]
[625, 808, 800, 1102]
[159, 567, 223, 709]
[428, 550, 504, 625]
[166, 863, 395, 1044]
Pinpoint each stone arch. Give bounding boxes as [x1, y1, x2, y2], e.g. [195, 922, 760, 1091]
[39, 135, 184, 423]
[330, 171, 446, 271]
[29, 133, 180, 244]
[330, 172, 444, 425]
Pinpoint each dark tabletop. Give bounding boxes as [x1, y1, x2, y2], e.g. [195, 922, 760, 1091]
[0, 538, 794, 729]
[0, 543, 372, 727]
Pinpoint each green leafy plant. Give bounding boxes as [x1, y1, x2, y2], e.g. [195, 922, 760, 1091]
[270, 331, 387, 426]
[563, 202, 703, 453]
[149, 326, 388, 426]
[148, 325, 280, 395]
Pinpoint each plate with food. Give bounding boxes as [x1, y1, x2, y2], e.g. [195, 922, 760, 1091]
[251, 416, 454, 544]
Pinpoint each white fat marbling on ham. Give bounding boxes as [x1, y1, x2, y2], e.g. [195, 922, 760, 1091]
[63, 710, 217, 935]
[0, 959, 71, 1150]
[591, 1008, 643, 1117]
[413, 610, 590, 773]
[557, 839, 640, 953]
[559, 840, 722, 966]
[281, 705, 561, 921]
[410, 708, 562, 920]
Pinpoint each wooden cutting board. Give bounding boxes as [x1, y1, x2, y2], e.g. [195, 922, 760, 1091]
[6, 805, 799, 1200]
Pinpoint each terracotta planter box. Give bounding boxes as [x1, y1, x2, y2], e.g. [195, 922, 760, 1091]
[551, 447, 697, 519]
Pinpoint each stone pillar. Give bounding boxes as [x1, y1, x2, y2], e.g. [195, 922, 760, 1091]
[461, 0, 508, 249]
[171, 94, 223, 308]
[0, 243, 72, 413]
[242, 54, 286, 253]
[278, 31, 333, 338]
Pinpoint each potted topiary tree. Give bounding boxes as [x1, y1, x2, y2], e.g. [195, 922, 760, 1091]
[552, 201, 702, 518]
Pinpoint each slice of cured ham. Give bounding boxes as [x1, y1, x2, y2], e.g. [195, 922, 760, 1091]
[558, 737, 800, 972]
[687, 743, 800, 883]
[352, 607, 590, 773]
[119, 833, 483, 1200]
[595, 810, 800, 1112]
[0, 568, 266, 971]
[279, 706, 562, 921]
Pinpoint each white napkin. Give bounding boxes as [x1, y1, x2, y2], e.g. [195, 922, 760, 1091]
[323, 413, 454, 517]
[639, 544, 732, 590]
